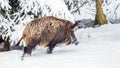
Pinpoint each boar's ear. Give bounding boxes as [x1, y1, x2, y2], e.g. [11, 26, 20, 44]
[66, 21, 74, 31]
[74, 20, 81, 27]
[67, 21, 81, 30]
[71, 20, 81, 31]
[66, 21, 81, 31]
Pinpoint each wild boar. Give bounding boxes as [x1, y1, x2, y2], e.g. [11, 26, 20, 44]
[14, 16, 79, 57]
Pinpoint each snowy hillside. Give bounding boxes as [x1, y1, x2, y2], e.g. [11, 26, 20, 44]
[0, 23, 120, 68]
[0, 0, 120, 68]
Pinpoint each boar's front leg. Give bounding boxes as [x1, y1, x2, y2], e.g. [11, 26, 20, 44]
[71, 31, 79, 45]
[47, 41, 57, 54]
[47, 36, 65, 54]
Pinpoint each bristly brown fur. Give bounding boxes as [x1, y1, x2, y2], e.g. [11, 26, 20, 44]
[14, 16, 79, 55]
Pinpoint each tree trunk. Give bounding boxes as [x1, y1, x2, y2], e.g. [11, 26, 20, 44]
[94, 0, 108, 26]
[0, 36, 10, 52]
[3, 36, 10, 51]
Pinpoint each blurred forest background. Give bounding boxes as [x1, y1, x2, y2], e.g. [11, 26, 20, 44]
[0, 0, 120, 51]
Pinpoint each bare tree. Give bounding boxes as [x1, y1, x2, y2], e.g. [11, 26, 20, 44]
[94, 0, 108, 26]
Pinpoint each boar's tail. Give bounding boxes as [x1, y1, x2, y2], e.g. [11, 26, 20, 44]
[13, 34, 26, 49]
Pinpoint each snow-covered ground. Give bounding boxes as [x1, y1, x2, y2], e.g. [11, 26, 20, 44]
[0, 23, 120, 68]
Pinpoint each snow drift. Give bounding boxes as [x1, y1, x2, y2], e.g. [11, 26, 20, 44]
[0, 23, 120, 68]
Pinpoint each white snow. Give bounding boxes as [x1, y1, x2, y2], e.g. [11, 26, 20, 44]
[0, 0, 11, 10]
[0, 23, 120, 68]
[19, 0, 74, 22]
[0, 0, 120, 68]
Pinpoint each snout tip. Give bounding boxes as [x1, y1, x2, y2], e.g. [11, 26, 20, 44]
[72, 39, 79, 45]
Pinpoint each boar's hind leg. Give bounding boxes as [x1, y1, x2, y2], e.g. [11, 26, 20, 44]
[22, 45, 36, 57]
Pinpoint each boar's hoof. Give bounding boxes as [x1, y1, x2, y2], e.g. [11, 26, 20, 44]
[47, 48, 53, 54]
[23, 46, 32, 55]
[47, 50, 52, 54]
